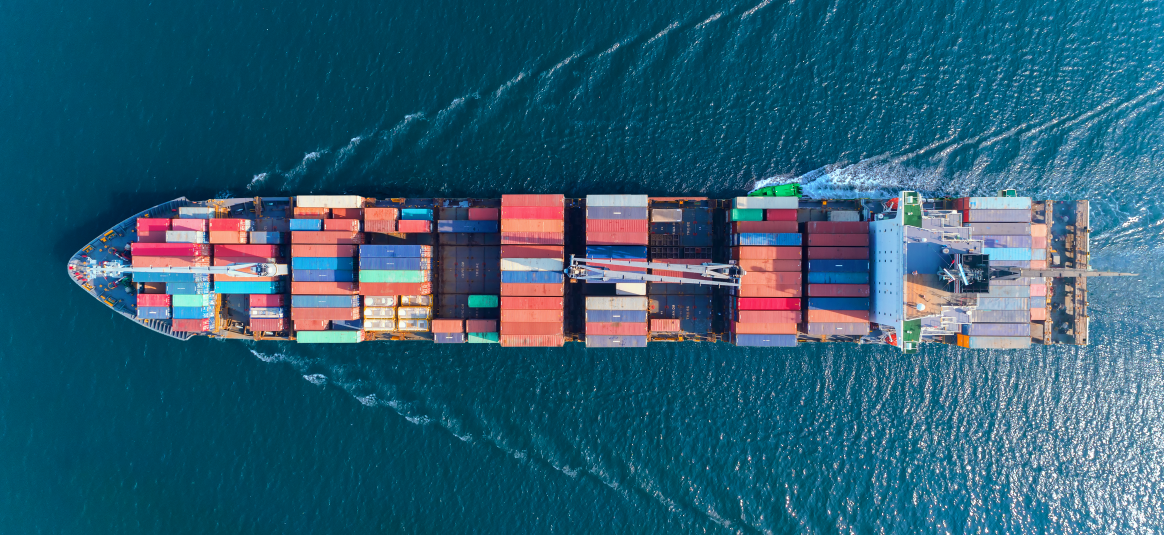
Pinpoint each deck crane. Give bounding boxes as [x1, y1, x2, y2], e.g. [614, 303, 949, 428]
[564, 256, 744, 286]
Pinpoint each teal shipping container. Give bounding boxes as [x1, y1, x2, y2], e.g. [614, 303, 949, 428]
[296, 331, 364, 343]
[400, 208, 433, 220]
[214, 280, 285, 294]
[359, 270, 431, 283]
[984, 247, 1033, 261]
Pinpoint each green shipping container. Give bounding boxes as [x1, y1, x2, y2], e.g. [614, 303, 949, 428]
[359, 270, 429, 283]
[172, 294, 213, 307]
[730, 208, 764, 221]
[296, 330, 363, 344]
[467, 295, 499, 308]
[467, 332, 500, 343]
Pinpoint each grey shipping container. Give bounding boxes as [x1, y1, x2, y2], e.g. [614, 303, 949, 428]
[651, 209, 683, 222]
[986, 285, 1030, 298]
[434, 333, 467, 344]
[969, 310, 1029, 323]
[969, 222, 1032, 236]
[585, 335, 648, 348]
[805, 322, 870, 336]
[734, 334, 797, 347]
[961, 323, 1031, 336]
[249, 231, 284, 244]
[979, 235, 1033, 248]
[586, 206, 648, 220]
[976, 297, 1029, 310]
[966, 336, 1032, 349]
[587, 194, 649, 207]
[1030, 296, 1046, 309]
[966, 209, 1032, 222]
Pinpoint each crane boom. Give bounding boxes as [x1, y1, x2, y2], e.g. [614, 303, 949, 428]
[565, 256, 743, 287]
[83, 260, 288, 279]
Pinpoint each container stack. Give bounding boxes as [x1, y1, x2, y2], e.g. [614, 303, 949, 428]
[585, 296, 649, 348]
[359, 245, 434, 334]
[434, 204, 501, 344]
[363, 207, 398, 234]
[499, 194, 565, 347]
[208, 218, 252, 244]
[957, 196, 1044, 323]
[398, 208, 434, 233]
[135, 217, 170, 243]
[213, 244, 286, 296]
[168, 210, 215, 332]
[960, 292, 1033, 349]
[728, 196, 802, 347]
[1029, 223, 1048, 322]
[287, 196, 365, 342]
[805, 220, 871, 337]
[646, 201, 715, 338]
[248, 294, 287, 333]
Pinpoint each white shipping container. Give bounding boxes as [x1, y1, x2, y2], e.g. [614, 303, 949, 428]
[178, 207, 218, 218]
[585, 296, 649, 310]
[397, 319, 430, 332]
[250, 307, 285, 318]
[396, 306, 432, 319]
[615, 283, 647, 296]
[967, 197, 1032, 210]
[586, 194, 649, 207]
[364, 307, 396, 319]
[364, 319, 396, 331]
[650, 209, 683, 222]
[364, 296, 397, 307]
[166, 231, 208, 243]
[500, 258, 565, 272]
[827, 210, 860, 222]
[733, 196, 799, 209]
[399, 295, 432, 306]
[295, 195, 364, 208]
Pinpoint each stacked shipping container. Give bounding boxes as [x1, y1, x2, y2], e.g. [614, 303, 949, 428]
[359, 244, 434, 333]
[647, 202, 714, 337]
[434, 204, 501, 343]
[133, 210, 218, 332]
[728, 196, 801, 347]
[804, 220, 871, 337]
[499, 195, 565, 347]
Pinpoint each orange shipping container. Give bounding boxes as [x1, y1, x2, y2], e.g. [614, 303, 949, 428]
[650, 319, 681, 332]
[500, 219, 565, 233]
[1031, 224, 1048, 237]
[431, 319, 464, 333]
[1030, 260, 1047, 269]
[364, 207, 399, 220]
[363, 220, 396, 233]
[586, 232, 649, 246]
[501, 194, 565, 207]
[208, 231, 248, 244]
[291, 281, 359, 295]
[294, 319, 331, 331]
[735, 259, 802, 272]
[1030, 308, 1047, 321]
[737, 310, 801, 323]
[586, 322, 648, 336]
[330, 208, 363, 219]
[732, 322, 798, 334]
[500, 322, 564, 335]
[731, 246, 801, 260]
[499, 334, 565, 347]
[293, 207, 330, 219]
[500, 232, 565, 245]
[500, 283, 565, 296]
[359, 282, 432, 295]
[500, 206, 565, 220]
[736, 284, 802, 298]
[807, 247, 869, 260]
[500, 245, 563, 259]
[500, 309, 564, 322]
[500, 297, 564, 309]
[586, 220, 648, 233]
[323, 219, 361, 231]
[291, 244, 357, 257]
[806, 310, 869, 322]
[740, 272, 802, 285]
[291, 231, 364, 244]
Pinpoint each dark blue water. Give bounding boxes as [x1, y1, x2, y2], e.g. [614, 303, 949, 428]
[4, 0, 1164, 532]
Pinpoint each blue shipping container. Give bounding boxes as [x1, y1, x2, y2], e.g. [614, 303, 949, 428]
[807, 272, 870, 284]
[961, 323, 1031, 336]
[214, 281, 284, 294]
[437, 220, 499, 233]
[984, 247, 1033, 261]
[331, 319, 364, 331]
[249, 231, 284, 244]
[808, 298, 870, 311]
[979, 235, 1032, 248]
[966, 197, 1032, 210]
[172, 306, 215, 319]
[586, 206, 649, 220]
[585, 335, 648, 348]
[359, 257, 432, 271]
[136, 306, 171, 319]
[132, 272, 211, 283]
[989, 260, 1031, 268]
[586, 245, 648, 258]
[290, 295, 361, 308]
[585, 310, 648, 323]
[501, 271, 564, 284]
[293, 269, 356, 282]
[733, 334, 797, 347]
[733, 233, 802, 246]
[292, 257, 356, 270]
[807, 260, 870, 273]
[434, 332, 467, 344]
[289, 219, 323, 231]
[977, 297, 1029, 310]
[400, 208, 433, 220]
[166, 283, 212, 295]
[359, 245, 430, 258]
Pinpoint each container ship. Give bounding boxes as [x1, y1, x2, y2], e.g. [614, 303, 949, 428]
[67, 189, 1128, 351]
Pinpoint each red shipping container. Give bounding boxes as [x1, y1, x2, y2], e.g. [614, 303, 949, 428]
[294, 319, 330, 331]
[136, 218, 172, 231]
[586, 232, 649, 246]
[132, 256, 210, 268]
[214, 257, 278, 266]
[1030, 283, 1047, 297]
[732, 322, 798, 335]
[586, 219, 648, 233]
[208, 231, 248, 244]
[500, 309, 564, 322]
[250, 318, 287, 331]
[396, 220, 431, 233]
[736, 284, 802, 298]
[740, 272, 801, 285]
[737, 310, 801, 323]
[806, 310, 869, 322]
[431, 319, 465, 333]
[171, 219, 208, 232]
[500, 322, 564, 335]
[250, 294, 285, 307]
[358, 282, 432, 295]
[331, 208, 363, 219]
[291, 231, 365, 244]
[363, 220, 396, 233]
[808, 284, 870, 297]
[136, 294, 172, 307]
[208, 219, 250, 231]
[499, 334, 565, 347]
[807, 221, 869, 234]
[1032, 236, 1047, 249]
[651, 259, 709, 282]
[292, 281, 359, 295]
[737, 297, 800, 310]
[736, 259, 802, 272]
[465, 319, 498, 333]
[500, 283, 564, 296]
[764, 209, 798, 221]
[172, 318, 212, 332]
[807, 247, 869, 260]
[732, 221, 798, 233]
[293, 207, 330, 218]
[500, 245, 564, 259]
[586, 322, 647, 336]
[1030, 308, 1047, 321]
[364, 207, 398, 220]
[650, 319, 681, 332]
[468, 207, 500, 221]
[290, 307, 359, 321]
[132, 243, 211, 256]
[500, 206, 564, 220]
[501, 219, 565, 232]
[215, 244, 280, 258]
[501, 232, 565, 245]
[323, 219, 361, 231]
[731, 246, 801, 260]
[807, 234, 869, 247]
[137, 230, 167, 243]
[291, 244, 357, 257]
[500, 297, 564, 309]
[501, 194, 565, 207]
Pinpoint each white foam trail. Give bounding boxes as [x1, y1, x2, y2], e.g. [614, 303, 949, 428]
[361, 113, 426, 173]
[303, 374, 327, 386]
[326, 136, 364, 176]
[694, 12, 724, 28]
[417, 94, 478, 149]
[645, 21, 681, 44]
[281, 150, 327, 189]
[246, 172, 268, 191]
[741, 0, 775, 18]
